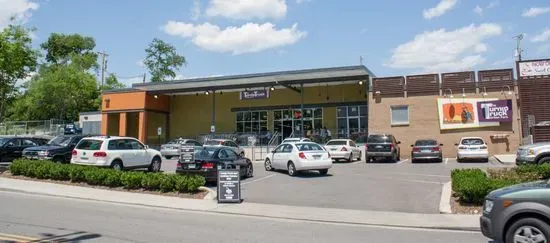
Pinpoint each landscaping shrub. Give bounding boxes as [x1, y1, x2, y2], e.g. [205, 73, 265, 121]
[516, 164, 550, 179]
[6, 159, 205, 194]
[487, 168, 540, 183]
[121, 172, 144, 189]
[141, 173, 163, 190]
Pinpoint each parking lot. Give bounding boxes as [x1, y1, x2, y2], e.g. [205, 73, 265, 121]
[162, 156, 511, 214]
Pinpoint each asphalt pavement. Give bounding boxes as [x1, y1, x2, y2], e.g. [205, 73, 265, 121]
[0, 191, 489, 243]
[161, 157, 511, 214]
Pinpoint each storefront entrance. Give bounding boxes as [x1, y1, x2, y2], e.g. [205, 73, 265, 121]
[273, 108, 323, 140]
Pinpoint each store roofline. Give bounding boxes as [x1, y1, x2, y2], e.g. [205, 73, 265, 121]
[103, 65, 375, 95]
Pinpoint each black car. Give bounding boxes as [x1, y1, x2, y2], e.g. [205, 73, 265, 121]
[365, 134, 401, 163]
[63, 124, 82, 135]
[0, 136, 50, 162]
[22, 135, 88, 163]
[176, 146, 253, 182]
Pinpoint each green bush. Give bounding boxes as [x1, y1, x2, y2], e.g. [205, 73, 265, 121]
[516, 164, 550, 179]
[160, 175, 177, 192]
[121, 172, 144, 189]
[84, 167, 108, 185]
[142, 173, 163, 190]
[7, 159, 205, 194]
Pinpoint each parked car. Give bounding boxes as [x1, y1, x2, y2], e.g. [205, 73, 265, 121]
[365, 134, 401, 163]
[160, 138, 202, 159]
[481, 180, 550, 243]
[264, 142, 332, 176]
[0, 136, 50, 162]
[516, 142, 550, 165]
[455, 137, 489, 162]
[71, 136, 162, 171]
[410, 139, 443, 163]
[282, 137, 311, 143]
[176, 146, 253, 182]
[63, 124, 82, 135]
[203, 139, 245, 156]
[324, 139, 362, 162]
[23, 135, 88, 163]
[354, 134, 369, 147]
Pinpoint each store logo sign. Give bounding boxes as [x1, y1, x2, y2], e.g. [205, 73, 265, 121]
[477, 100, 513, 123]
[240, 90, 269, 100]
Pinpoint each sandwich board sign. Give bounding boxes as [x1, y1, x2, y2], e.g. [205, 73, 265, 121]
[217, 169, 241, 203]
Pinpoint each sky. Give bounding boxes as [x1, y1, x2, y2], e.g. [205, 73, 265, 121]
[1, 0, 550, 87]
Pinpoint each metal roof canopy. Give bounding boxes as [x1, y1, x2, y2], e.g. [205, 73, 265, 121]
[130, 65, 374, 95]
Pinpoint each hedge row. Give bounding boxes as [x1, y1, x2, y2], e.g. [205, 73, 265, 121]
[451, 164, 550, 204]
[9, 159, 205, 193]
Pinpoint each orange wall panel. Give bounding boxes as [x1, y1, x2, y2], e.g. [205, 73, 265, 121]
[102, 92, 146, 111]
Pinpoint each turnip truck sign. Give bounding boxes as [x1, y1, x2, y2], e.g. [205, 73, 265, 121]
[477, 99, 513, 123]
[239, 90, 269, 100]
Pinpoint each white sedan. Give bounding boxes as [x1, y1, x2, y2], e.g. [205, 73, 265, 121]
[264, 142, 332, 176]
[324, 139, 362, 162]
[455, 137, 490, 162]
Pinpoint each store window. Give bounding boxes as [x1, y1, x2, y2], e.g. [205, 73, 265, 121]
[390, 105, 409, 126]
[336, 106, 367, 138]
[236, 111, 268, 133]
[273, 108, 323, 139]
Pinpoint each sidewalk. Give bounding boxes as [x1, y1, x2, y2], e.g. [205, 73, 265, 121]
[494, 154, 516, 165]
[0, 177, 479, 231]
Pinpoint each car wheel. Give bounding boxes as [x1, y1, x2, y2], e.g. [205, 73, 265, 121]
[165, 156, 172, 160]
[149, 156, 162, 172]
[264, 159, 274, 171]
[246, 163, 254, 178]
[319, 169, 328, 175]
[240, 152, 245, 157]
[347, 153, 353, 163]
[505, 217, 550, 243]
[411, 158, 416, 164]
[111, 160, 124, 171]
[538, 157, 550, 164]
[287, 162, 297, 177]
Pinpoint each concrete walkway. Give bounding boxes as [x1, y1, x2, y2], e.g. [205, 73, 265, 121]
[0, 177, 480, 231]
[494, 154, 516, 165]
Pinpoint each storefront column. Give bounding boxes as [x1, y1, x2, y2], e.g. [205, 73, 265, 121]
[300, 83, 304, 136]
[119, 112, 127, 137]
[211, 91, 216, 133]
[101, 113, 108, 135]
[138, 111, 148, 144]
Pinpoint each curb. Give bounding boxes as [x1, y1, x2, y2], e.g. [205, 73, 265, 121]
[439, 181, 452, 214]
[198, 186, 217, 200]
[493, 155, 516, 165]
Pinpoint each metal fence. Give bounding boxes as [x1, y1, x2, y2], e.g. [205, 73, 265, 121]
[0, 119, 66, 136]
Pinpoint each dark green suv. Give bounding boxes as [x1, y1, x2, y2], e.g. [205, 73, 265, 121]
[481, 180, 550, 243]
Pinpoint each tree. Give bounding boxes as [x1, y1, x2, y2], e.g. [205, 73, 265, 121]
[8, 33, 100, 121]
[94, 73, 125, 108]
[143, 38, 186, 82]
[0, 24, 39, 122]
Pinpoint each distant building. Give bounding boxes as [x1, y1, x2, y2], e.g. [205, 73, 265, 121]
[78, 111, 102, 135]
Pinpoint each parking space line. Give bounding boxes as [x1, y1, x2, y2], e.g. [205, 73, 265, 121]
[398, 159, 408, 164]
[445, 158, 448, 164]
[242, 174, 276, 185]
[385, 172, 449, 178]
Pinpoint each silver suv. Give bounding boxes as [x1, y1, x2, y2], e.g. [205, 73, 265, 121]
[516, 142, 550, 165]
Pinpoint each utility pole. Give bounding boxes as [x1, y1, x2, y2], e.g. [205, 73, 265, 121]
[143, 73, 147, 83]
[359, 56, 364, 65]
[513, 34, 524, 61]
[97, 50, 109, 87]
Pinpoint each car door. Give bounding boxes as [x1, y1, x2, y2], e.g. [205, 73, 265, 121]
[275, 144, 293, 169]
[113, 139, 136, 166]
[7, 138, 24, 161]
[270, 144, 285, 169]
[128, 139, 148, 166]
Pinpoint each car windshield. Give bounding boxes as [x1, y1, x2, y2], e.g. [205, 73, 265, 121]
[0, 138, 8, 146]
[168, 139, 184, 144]
[194, 147, 216, 159]
[326, 140, 347, 146]
[296, 143, 324, 151]
[204, 140, 222, 146]
[48, 136, 72, 146]
[461, 139, 484, 145]
[76, 139, 103, 150]
[367, 135, 392, 143]
[415, 140, 437, 146]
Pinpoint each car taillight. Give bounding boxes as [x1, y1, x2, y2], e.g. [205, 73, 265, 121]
[341, 147, 348, 152]
[389, 144, 394, 150]
[177, 162, 182, 167]
[299, 152, 306, 159]
[365, 143, 368, 151]
[72, 150, 77, 156]
[202, 162, 215, 169]
[480, 145, 487, 149]
[413, 147, 420, 152]
[432, 147, 441, 152]
[93, 151, 107, 157]
[458, 146, 466, 150]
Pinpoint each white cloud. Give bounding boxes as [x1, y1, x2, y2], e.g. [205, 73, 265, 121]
[137, 59, 145, 68]
[487, 1, 499, 9]
[531, 29, 550, 43]
[190, 0, 201, 21]
[473, 5, 483, 15]
[423, 0, 457, 20]
[205, 0, 287, 20]
[522, 7, 550, 17]
[163, 21, 306, 54]
[0, 0, 39, 28]
[387, 23, 503, 72]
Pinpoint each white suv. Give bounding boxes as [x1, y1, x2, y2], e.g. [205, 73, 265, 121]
[71, 136, 162, 171]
